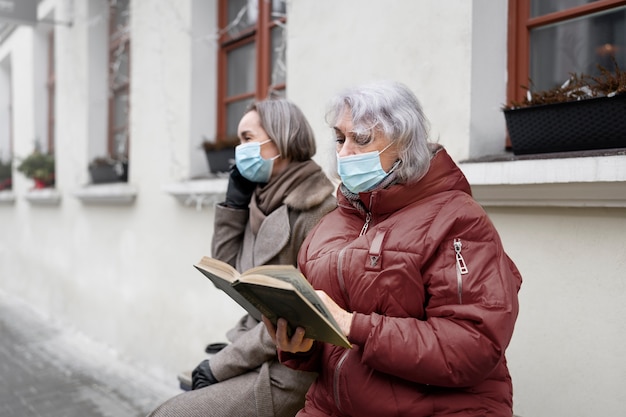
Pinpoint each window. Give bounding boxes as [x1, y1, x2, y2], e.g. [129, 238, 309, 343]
[108, 0, 131, 160]
[47, 29, 55, 154]
[508, 0, 626, 103]
[217, 0, 287, 137]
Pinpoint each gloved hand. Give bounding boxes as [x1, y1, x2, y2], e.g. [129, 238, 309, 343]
[224, 165, 256, 209]
[191, 359, 219, 390]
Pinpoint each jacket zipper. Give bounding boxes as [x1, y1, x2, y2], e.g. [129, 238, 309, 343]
[333, 349, 350, 414]
[333, 195, 373, 413]
[359, 194, 375, 236]
[360, 212, 371, 236]
[453, 238, 468, 304]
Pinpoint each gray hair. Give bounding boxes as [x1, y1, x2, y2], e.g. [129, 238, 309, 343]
[246, 99, 316, 162]
[325, 80, 431, 183]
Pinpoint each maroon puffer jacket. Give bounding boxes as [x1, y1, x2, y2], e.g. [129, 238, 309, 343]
[280, 148, 522, 417]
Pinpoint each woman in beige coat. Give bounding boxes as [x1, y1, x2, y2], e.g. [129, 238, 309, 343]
[147, 99, 336, 417]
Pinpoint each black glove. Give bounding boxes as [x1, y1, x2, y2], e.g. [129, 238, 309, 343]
[224, 165, 256, 209]
[191, 359, 219, 390]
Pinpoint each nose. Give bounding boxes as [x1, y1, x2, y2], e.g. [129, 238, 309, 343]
[337, 139, 359, 157]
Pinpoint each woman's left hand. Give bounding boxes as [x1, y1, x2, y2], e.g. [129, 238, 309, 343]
[262, 290, 353, 352]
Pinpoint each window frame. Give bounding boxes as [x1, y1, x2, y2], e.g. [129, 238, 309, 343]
[507, 0, 626, 105]
[47, 29, 55, 154]
[216, 0, 286, 137]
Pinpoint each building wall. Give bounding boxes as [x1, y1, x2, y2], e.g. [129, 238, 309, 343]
[0, 1, 624, 416]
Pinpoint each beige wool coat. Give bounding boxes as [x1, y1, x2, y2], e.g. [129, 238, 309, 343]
[147, 167, 336, 417]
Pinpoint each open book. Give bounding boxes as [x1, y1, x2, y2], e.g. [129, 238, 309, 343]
[194, 256, 352, 349]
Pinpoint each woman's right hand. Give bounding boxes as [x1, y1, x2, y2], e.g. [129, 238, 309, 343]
[262, 316, 314, 353]
[224, 165, 257, 209]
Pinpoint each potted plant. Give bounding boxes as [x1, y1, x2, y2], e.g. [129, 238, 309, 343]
[88, 156, 129, 184]
[201, 135, 239, 174]
[0, 158, 11, 191]
[17, 148, 55, 189]
[503, 60, 626, 155]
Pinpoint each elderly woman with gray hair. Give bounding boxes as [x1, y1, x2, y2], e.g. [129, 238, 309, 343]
[147, 98, 336, 417]
[264, 81, 522, 417]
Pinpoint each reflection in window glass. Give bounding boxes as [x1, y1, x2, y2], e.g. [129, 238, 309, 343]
[227, 99, 255, 135]
[227, 42, 256, 96]
[271, 0, 287, 17]
[112, 46, 129, 88]
[114, 131, 128, 156]
[270, 26, 286, 87]
[114, 93, 128, 129]
[531, 0, 601, 18]
[113, 0, 130, 35]
[228, 0, 257, 37]
[530, 7, 625, 91]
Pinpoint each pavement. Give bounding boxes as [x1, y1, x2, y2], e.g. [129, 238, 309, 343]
[0, 290, 180, 417]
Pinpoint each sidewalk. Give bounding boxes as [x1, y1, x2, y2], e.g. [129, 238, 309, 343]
[0, 290, 180, 417]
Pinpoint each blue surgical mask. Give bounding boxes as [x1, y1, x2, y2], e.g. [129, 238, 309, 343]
[337, 143, 393, 193]
[235, 140, 279, 183]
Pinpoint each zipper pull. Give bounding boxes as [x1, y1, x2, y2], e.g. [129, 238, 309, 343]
[453, 239, 469, 274]
[454, 238, 468, 304]
[360, 212, 371, 236]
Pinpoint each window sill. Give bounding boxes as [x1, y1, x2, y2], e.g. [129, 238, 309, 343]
[24, 188, 62, 205]
[0, 190, 15, 204]
[459, 152, 626, 207]
[162, 177, 228, 210]
[73, 183, 138, 205]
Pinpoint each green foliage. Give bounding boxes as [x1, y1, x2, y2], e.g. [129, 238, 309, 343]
[17, 150, 55, 181]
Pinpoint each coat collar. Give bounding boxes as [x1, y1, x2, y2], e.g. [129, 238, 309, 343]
[337, 147, 472, 216]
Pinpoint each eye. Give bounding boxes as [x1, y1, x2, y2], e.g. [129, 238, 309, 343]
[354, 133, 372, 146]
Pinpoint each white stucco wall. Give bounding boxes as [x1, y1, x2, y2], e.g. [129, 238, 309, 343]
[0, 1, 625, 416]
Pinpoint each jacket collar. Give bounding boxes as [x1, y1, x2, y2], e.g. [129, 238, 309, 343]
[337, 147, 472, 216]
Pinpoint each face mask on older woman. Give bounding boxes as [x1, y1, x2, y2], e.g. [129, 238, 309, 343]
[336, 142, 392, 193]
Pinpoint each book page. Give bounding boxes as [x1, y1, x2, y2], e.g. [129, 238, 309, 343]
[194, 257, 262, 321]
[241, 266, 344, 335]
[232, 279, 351, 348]
[196, 256, 240, 283]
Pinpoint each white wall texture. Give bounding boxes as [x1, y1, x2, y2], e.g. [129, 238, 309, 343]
[0, 1, 624, 416]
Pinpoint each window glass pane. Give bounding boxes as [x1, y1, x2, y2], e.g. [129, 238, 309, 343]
[530, 7, 626, 91]
[271, 0, 287, 17]
[114, 91, 129, 129]
[531, 0, 601, 17]
[226, 98, 255, 135]
[113, 129, 128, 157]
[114, 0, 130, 29]
[111, 44, 129, 88]
[227, 42, 256, 96]
[270, 26, 286, 87]
[227, 0, 257, 38]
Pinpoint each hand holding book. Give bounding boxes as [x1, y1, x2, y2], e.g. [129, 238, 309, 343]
[262, 289, 353, 354]
[194, 256, 352, 349]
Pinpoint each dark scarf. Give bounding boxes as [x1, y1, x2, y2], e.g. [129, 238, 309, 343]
[249, 159, 322, 235]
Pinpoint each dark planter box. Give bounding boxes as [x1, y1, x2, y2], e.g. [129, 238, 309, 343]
[205, 148, 235, 174]
[89, 162, 129, 184]
[504, 94, 626, 155]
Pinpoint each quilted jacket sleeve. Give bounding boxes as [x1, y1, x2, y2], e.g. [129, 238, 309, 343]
[349, 196, 522, 387]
